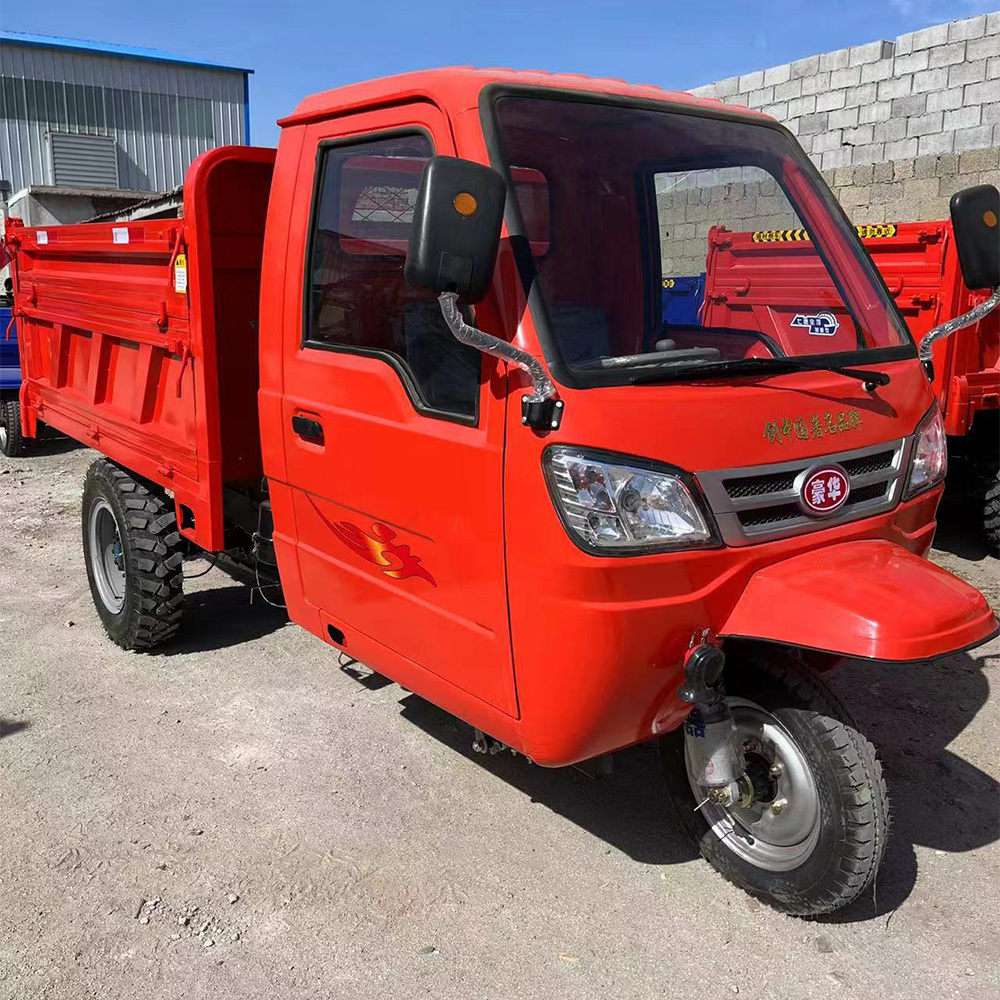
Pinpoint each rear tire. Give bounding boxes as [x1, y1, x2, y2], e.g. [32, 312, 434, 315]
[984, 471, 1000, 557]
[661, 648, 889, 917]
[82, 459, 184, 650]
[0, 398, 24, 457]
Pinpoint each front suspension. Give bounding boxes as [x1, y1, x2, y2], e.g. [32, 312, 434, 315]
[679, 642, 753, 808]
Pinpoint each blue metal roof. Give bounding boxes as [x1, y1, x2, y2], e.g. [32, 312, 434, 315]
[0, 30, 252, 74]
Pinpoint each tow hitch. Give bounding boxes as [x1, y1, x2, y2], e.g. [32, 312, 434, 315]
[679, 641, 754, 809]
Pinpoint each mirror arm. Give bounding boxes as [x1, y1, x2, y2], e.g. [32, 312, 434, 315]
[918, 285, 1000, 377]
[438, 291, 557, 403]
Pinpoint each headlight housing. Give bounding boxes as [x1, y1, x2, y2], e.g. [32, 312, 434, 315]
[904, 403, 947, 499]
[543, 446, 718, 554]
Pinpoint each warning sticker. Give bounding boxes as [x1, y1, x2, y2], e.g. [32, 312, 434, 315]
[854, 223, 897, 239]
[751, 223, 898, 243]
[174, 253, 188, 294]
[752, 228, 811, 242]
[112, 227, 130, 244]
[36, 230, 48, 245]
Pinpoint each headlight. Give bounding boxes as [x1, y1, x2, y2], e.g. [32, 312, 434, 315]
[904, 403, 947, 499]
[543, 446, 718, 553]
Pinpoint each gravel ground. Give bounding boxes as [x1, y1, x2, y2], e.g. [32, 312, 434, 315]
[1, 438, 998, 1000]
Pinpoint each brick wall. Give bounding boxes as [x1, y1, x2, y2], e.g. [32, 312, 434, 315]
[685, 12, 1000, 231]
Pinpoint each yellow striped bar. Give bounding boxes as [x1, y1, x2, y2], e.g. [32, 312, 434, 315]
[750, 223, 898, 243]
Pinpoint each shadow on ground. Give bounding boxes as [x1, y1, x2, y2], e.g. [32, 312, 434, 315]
[399, 693, 697, 867]
[395, 644, 999, 923]
[820, 647, 998, 923]
[25, 428, 86, 457]
[392, 500, 997, 924]
[162, 582, 288, 656]
[396, 644, 998, 925]
[0, 717, 30, 739]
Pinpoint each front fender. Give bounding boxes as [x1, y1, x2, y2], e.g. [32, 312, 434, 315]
[719, 539, 998, 661]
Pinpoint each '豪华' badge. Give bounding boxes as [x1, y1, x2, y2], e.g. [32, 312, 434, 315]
[797, 465, 850, 516]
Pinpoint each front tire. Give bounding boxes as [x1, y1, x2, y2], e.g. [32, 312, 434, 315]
[0, 398, 24, 457]
[82, 459, 185, 650]
[661, 649, 889, 917]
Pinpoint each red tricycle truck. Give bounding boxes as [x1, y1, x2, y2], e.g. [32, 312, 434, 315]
[5, 69, 999, 916]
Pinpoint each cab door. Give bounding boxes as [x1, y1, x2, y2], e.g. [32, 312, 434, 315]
[278, 103, 517, 716]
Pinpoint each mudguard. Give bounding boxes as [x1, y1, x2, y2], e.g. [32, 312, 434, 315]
[719, 539, 998, 662]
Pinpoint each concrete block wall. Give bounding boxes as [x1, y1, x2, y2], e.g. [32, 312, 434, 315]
[657, 168, 804, 276]
[664, 11, 1000, 271]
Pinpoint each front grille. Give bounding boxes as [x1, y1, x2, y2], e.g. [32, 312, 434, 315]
[737, 504, 802, 529]
[697, 437, 910, 545]
[723, 448, 895, 504]
[841, 449, 895, 478]
[723, 469, 797, 499]
[736, 479, 891, 530]
[845, 481, 889, 506]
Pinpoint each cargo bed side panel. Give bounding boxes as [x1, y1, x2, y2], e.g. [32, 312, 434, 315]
[7, 145, 277, 552]
[7, 217, 219, 544]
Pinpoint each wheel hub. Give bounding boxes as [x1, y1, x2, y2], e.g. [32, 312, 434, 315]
[88, 498, 127, 614]
[744, 751, 778, 803]
[685, 696, 821, 872]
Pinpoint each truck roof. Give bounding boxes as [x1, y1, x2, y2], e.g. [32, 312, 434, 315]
[280, 67, 769, 129]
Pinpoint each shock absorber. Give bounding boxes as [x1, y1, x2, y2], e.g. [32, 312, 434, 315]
[679, 641, 754, 809]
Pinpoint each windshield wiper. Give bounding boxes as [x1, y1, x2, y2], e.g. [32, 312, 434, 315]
[628, 355, 891, 390]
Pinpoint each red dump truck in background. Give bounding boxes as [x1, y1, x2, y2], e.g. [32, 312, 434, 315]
[3, 69, 999, 918]
[701, 221, 1000, 550]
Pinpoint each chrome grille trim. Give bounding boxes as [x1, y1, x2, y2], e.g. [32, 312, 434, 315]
[696, 437, 912, 545]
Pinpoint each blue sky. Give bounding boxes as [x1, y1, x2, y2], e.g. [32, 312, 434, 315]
[5, 0, 998, 145]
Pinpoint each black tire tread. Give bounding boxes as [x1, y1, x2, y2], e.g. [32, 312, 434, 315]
[0, 398, 24, 458]
[83, 459, 184, 650]
[662, 648, 889, 917]
[984, 471, 1000, 557]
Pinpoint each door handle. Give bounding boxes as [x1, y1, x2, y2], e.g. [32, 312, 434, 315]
[292, 414, 324, 444]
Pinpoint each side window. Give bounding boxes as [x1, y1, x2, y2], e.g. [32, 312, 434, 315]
[304, 132, 481, 420]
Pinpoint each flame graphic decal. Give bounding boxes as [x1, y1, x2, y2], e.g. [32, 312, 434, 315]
[328, 519, 437, 587]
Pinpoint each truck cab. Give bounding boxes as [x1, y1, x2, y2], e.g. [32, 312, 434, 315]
[6, 68, 999, 918]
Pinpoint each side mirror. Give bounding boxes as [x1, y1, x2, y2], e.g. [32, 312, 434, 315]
[405, 156, 506, 303]
[950, 184, 999, 290]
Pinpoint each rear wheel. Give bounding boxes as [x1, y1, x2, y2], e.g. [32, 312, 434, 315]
[661, 649, 889, 917]
[984, 470, 1000, 557]
[0, 398, 24, 457]
[82, 459, 185, 650]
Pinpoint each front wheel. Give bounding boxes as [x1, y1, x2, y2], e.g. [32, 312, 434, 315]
[661, 650, 889, 917]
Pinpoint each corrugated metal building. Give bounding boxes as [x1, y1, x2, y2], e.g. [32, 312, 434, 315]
[0, 31, 251, 225]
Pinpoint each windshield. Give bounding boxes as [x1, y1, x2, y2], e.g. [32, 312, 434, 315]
[488, 94, 913, 384]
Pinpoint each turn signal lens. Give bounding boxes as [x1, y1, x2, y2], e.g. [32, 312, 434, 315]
[453, 192, 478, 216]
[543, 447, 717, 553]
[904, 404, 947, 499]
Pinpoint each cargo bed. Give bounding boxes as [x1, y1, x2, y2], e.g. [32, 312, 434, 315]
[6, 146, 276, 550]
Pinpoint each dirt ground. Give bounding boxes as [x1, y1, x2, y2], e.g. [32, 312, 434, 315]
[1, 437, 998, 1000]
